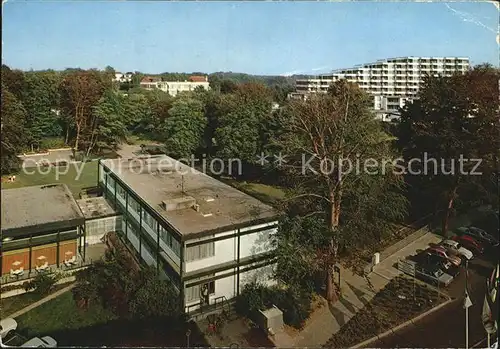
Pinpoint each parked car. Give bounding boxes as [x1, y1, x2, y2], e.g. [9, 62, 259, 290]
[427, 246, 462, 267]
[411, 252, 460, 278]
[440, 239, 474, 260]
[452, 234, 485, 255]
[462, 226, 499, 247]
[415, 263, 454, 287]
[21, 336, 57, 348]
[0, 318, 17, 339]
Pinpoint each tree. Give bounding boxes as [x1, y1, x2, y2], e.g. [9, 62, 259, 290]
[163, 97, 207, 158]
[214, 83, 273, 165]
[1, 85, 27, 174]
[89, 91, 129, 155]
[396, 65, 499, 234]
[128, 267, 183, 320]
[1, 64, 26, 100]
[275, 80, 406, 302]
[22, 71, 63, 150]
[59, 70, 110, 151]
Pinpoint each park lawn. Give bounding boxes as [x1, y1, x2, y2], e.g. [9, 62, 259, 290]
[0, 284, 72, 318]
[1, 161, 98, 198]
[224, 180, 286, 205]
[16, 291, 117, 338]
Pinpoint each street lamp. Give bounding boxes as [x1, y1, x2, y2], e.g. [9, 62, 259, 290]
[464, 259, 473, 349]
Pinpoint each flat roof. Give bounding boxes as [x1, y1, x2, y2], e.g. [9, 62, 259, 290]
[77, 197, 117, 220]
[100, 156, 279, 236]
[1, 184, 85, 234]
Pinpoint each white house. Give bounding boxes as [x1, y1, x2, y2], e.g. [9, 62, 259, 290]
[98, 155, 280, 316]
[140, 75, 210, 96]
[114, 72, 133, 83]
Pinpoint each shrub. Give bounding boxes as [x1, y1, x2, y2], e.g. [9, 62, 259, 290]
[235, 282, 313, 329]
[24, 273, 59, 296]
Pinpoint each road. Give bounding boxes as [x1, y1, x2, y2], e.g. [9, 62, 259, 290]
[369, 250, 496, 348]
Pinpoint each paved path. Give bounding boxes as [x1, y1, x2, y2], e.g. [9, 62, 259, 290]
[273, 267, 390, 347]
[6, 284, 75, 319]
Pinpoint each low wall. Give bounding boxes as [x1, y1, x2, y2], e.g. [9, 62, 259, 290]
[0, 275, 76, 299]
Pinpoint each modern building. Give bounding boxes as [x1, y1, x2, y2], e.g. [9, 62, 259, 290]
[76, 197, 120, 245]
[140, 76, 210, 96]
[1, 184, 85, 277]
[113, 72, 133, 83]
[97, 155, 280, 314]
[290, 57, 470, 121]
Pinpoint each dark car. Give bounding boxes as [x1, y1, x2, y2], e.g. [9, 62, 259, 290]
[415, 263, 454, 287]
[411, 252, 460, 277]
[452, 234, 484, 255]
[456, 226, 499, 247]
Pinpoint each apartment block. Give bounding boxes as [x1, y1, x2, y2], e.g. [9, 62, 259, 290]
[140, 76, 210, 96]
[98, 156, 280, 315]
[290, 57, 470, 121]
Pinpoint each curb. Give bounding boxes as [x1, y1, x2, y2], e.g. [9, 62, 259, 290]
[351, 298, 453, 348]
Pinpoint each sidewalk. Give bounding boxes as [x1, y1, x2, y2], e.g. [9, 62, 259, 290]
[5, 284, 75, 319]
[273, 267, 390, 347]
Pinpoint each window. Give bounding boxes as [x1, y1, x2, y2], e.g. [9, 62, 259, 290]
[186, 280, 215, 303]
[186, 242, 215, 262]
[159, 225, 181, 257]
[142, 209, 156, 232]
[128, 196, 142, 215]
[116, 183, 127, 200]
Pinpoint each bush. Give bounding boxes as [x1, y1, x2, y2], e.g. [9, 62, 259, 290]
[40, 137, 66, 150]
[24, 273, 58, 296]
[235, 282, 313, 329]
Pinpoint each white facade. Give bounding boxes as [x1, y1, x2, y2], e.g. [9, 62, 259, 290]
[113, 72, 133, 83]
[291, 57, 470, 120]
[157, 80, 210, 96]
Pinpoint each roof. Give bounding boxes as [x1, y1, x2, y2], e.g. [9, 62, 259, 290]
[77, 196, 117, 220]
[100, 156, 280, 236]
[189, 75, 207, 82]
[1, 184, 85, 235]
[140, 76, 161, 83]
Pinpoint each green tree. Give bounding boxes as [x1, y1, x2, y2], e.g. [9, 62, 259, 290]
[214, 83, 273, 164]
[128, 267, 183, 319]
[276, 80, 406, 302]
[89, 91, 129, 155]
[59, 70, 110, 151]
[164, 97, 207, 158]
[1, 85, 27, 174]
[1, 65, 26, 100]
[396, 65, 499, 234]
[22, 71, 63, 150]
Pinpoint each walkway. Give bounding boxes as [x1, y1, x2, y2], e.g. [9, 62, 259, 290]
[7, 284, 75, 319]
[273, 267, 389, 347]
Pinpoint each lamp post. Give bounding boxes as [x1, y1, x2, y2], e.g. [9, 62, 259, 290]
[464, 259, 473, 349]
[186, 329, 191, 348]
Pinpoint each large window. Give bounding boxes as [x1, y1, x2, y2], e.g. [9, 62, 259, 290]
[186, 241, 215, 262]
[186, 280, 215, 303]
[142, 209, 156, 232]
[128, 196, 142, 216]
[116, 183, 127, 201]
[159, 225, 181, 257]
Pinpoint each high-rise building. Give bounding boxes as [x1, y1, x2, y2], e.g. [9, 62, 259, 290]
[289, 57, 470, 121]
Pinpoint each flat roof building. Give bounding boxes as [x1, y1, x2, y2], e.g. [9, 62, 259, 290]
[1, 184, 86, 278]
[98, 155, 281, 316]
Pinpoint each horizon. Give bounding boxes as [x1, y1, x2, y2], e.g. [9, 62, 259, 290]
[2, 1, 498, 76]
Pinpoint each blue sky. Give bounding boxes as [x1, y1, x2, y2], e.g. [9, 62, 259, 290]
[2, 1, 498, 75]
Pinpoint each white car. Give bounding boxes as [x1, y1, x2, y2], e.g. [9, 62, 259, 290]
[21, 336, 57, 348]
[0, 318, 17, 339]
[441, 239, 474, 260]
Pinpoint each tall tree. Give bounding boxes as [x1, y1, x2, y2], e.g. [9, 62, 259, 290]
[163, 97, 207, 158]
[59, 70, 109, 151]
[396, 65, 499, 234]
[1, 85, 27, 174]
[22, 71, 63, 150]
[1, 65, 26, 100]
[276, 80, 406, 302]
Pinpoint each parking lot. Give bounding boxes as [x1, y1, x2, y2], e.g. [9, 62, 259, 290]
[372, 229, 443, 280]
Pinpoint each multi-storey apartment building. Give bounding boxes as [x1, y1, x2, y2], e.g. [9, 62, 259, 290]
[140, 76, 210, 96]
[290, 57, 470, 121]
[98, 156, 280, 315]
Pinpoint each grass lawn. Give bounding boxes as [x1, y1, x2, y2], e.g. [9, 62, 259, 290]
[16, 291, 116, 338]
[1, 161, 98, 198]
[0, 284, 73, 318]
[325, 276, 446, 348]
[222, 179, 286, 205]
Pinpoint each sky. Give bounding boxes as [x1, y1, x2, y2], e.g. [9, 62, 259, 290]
[2, 1, 498, 76]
